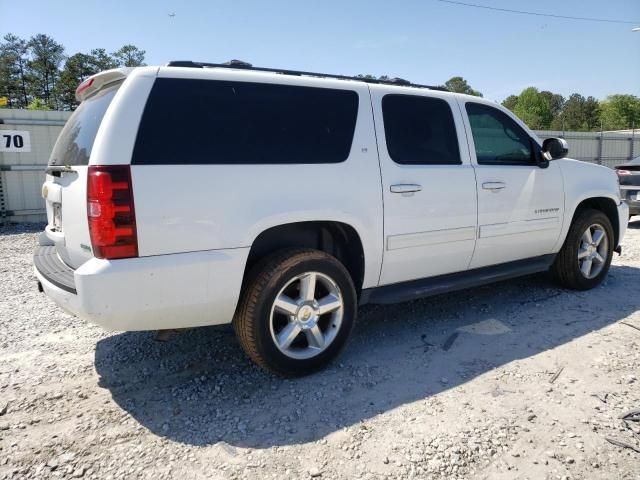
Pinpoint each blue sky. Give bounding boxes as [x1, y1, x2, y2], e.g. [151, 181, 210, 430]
[2, 0, 639, 101]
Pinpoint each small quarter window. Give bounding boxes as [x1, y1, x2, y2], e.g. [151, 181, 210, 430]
[382, 94, 461, 165]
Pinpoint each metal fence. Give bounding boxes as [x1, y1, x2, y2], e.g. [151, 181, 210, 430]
[0, 109, 71, 223]
[0, 109, 638, 224]
[534, 130, 639, 169]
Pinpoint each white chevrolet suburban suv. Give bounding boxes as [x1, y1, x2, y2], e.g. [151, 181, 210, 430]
[34, 61, 628, 376]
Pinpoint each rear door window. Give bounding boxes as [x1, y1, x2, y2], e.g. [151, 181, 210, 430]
[49, 83, 120, 166]
[132, 78, 359, 165]
[382, 94, 461, 165]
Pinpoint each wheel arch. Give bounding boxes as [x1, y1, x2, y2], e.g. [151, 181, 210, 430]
[567, 196, 620, 247]
[243, 221, 367, 295]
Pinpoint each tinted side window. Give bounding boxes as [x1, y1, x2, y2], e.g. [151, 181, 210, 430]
[465, 103, 534, 166]
[382, 94, 461, 165]
[132, 78, 359, 165]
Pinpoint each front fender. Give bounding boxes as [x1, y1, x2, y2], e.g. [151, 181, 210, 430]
[553, 159, 623, 251]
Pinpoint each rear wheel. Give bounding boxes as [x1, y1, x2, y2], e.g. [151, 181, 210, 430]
[552, 208, 614, 290]
[233, 249, 357, 376]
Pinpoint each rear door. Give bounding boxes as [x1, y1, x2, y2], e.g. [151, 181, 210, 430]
[42, 82, 121, 268]
[371, 87, 478, 285]
[459, 100, 564, 269]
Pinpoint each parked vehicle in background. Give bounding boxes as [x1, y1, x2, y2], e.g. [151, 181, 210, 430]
[615, 156, 640, 218]
[34, 62, 629, 376]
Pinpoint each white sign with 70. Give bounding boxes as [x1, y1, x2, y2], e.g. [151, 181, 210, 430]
[1, 130, 31, 153]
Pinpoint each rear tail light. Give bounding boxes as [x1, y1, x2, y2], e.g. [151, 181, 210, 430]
[617, 169, 632, 176]
[87, 165, 138, 259]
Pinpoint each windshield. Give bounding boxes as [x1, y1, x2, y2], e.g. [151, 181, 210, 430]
[49, 82, 121, 166]
[631, 156, 640, 165]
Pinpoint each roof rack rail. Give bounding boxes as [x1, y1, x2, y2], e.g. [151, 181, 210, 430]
[166, 60, 448, 91]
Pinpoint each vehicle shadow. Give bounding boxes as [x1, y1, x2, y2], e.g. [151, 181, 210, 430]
[0, 222, 45, 236]
[94, 264, 640, 449]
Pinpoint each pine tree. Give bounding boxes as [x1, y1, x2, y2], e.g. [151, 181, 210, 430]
[0, 34, 30, 108]
[26, 34, 65, 109]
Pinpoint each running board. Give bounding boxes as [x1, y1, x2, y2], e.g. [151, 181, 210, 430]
[360, 254, 556, 305]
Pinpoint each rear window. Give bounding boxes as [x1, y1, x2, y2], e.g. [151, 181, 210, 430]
[49, 83, 120, 166]
[132, 78, 359, 165]
[382, 94, 461, 165]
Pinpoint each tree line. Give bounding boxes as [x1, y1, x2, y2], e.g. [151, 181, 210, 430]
[358, 75, 640, 132]
[1, 33, 639, 132]
[444, 77, 640, 132]
[0, 33, 145, 111]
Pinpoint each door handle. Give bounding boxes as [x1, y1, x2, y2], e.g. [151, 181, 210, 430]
[390, 184, 422, 194]
[482, 182, 506, 191]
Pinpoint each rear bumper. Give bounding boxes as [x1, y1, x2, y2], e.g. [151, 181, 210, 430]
[620, 187, 640, 215]
[34, 246, 76, 293]
[34, 246, 250, 331]
[625, 200, 640, 216]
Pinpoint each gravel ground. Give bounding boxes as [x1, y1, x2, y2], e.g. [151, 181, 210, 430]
[1, 222, 639, 480]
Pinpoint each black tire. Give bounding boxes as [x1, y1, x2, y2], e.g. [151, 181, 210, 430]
[552, 208, 614, 290]
[233, 248, 357, 377]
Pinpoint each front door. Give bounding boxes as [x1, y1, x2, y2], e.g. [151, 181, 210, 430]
[459, 100, 564, 269]
[371, 87, 478, 285]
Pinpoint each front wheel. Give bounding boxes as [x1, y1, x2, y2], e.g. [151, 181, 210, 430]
[233, 249, 357, 376]
[552, 208, 614, 290]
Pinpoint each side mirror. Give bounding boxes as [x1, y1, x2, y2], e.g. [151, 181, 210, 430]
[542, 137, 569, 161]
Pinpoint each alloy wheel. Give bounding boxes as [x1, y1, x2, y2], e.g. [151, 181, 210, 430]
[269, 271, 344, 360]
[577, 223, 608, 279]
